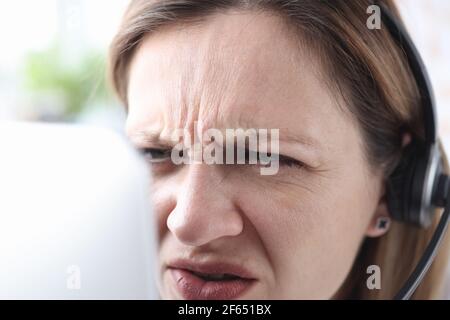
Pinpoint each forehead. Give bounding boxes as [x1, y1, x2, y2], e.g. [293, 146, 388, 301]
[126, 10, 357, 151]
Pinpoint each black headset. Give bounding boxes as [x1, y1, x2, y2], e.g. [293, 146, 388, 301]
[377, 3, 450, 300]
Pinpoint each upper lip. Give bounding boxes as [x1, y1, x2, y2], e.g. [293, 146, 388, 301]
[166, 259, 256, 280]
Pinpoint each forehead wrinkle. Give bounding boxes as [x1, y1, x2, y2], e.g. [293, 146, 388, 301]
[196, 33, 237, 130]
[165, 22, 243, 134]
[137, 11, 321, 140]
[165, 56, 187, 131]
[158, 30, 200, 136]
[195, 14, 276, 131]
[168, 25, 235, 136]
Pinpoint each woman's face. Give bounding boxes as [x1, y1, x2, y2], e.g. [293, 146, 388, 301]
[126, 11, 387, 299]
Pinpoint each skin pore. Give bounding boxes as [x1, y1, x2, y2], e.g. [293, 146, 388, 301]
[125, 10, 390, 299]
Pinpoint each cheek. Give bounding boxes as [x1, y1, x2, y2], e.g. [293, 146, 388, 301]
[236, 167, 378, 298]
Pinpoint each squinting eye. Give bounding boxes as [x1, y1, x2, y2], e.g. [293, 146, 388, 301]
[140, 148, 173, 163]
[247, 150, 305, 169]
[277, 154, 305, 169]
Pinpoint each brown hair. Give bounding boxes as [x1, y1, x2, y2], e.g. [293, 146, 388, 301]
[109, 0, 450, 299]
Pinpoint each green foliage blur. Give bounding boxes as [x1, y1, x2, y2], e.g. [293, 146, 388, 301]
[23, 43, 112, 119]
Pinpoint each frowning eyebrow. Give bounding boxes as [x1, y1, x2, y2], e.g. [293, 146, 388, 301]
[127, 130, 177, 149]
[279, 128, 321, 150]
[127, 126, 321, 152]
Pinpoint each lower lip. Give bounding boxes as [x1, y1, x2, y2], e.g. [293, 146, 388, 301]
[169, 268, 255, 300]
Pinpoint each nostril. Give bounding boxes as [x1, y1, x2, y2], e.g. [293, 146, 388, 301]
[166, 207, 244, 247]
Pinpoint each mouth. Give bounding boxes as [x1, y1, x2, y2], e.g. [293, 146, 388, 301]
[167, 260, 257, 300]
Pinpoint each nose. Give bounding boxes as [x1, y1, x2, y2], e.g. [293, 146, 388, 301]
[167, 164, 244, 246]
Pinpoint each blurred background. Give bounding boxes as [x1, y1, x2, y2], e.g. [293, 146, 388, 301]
[0, 0, 449, 142]
[0, 0, 129, 131]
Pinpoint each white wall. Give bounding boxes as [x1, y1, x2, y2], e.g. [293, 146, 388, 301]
[397, 0, 450, 152]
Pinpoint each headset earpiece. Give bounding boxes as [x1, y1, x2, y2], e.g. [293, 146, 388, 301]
[387, 141, 442, 228]
[386, 140, 420, 223]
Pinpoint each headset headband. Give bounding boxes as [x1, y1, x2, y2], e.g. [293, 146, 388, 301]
[378, 3, 437, 144]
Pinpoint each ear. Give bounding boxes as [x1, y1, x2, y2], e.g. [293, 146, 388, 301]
[366, 133, 411, 238]
[365, 196, 392, 238]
